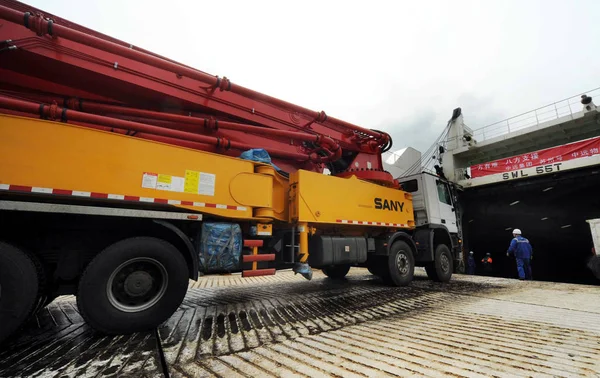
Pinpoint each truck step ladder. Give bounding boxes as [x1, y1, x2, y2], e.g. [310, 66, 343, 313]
[242, 239, 276, 277]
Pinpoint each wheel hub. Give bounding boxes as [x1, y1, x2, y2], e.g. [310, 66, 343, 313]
[123, 271, 153, 297]
[396, 253, 409, 275]
[440, 254, 450, 272]
[107, 257, 168, 313]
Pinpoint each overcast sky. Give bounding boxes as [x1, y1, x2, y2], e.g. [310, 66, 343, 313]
[23, 0, 600, 153]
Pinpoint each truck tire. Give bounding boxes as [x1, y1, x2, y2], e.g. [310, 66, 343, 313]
[425, 244, 453, 282]
[77, 237, 189, 335]
[322, 264, 351, 279]
[381, 241, 415, 286]
[0, 242, 40, 344]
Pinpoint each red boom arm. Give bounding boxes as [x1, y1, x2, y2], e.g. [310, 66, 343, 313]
[0, 0, 396, 186]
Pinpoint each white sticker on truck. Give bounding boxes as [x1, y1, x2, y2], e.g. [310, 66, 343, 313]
[145, 170, 214, 196]
[198, 172, 216, 196]
[171, 176, 185, 192]
[142, 172, 158, 189]
[156, 174, 185, 192]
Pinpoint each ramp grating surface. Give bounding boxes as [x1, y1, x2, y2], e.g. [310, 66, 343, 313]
[1, 269, 599, 377]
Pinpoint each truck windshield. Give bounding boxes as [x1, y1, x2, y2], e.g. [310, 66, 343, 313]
[436, 181, 452, 205]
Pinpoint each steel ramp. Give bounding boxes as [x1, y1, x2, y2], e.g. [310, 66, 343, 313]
[0, 299, 164, 378]
[1, 269, 599, 377]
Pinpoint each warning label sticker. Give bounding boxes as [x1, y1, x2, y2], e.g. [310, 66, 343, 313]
[199, 172, 216, 196]
[184, 170, 200, 194]
[143, 172, 185, 192]
[144, 170, 215, 196]
[156, 174, 172, 191]
[141, 172, 158, 189]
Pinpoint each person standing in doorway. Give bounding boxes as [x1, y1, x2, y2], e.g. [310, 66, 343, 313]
[467, 251, 476, 275]
[506, 228, 533, 280]
[481, 253, 493, 275]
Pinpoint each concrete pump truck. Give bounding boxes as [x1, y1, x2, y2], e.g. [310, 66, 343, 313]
[0, 0, 462, 343]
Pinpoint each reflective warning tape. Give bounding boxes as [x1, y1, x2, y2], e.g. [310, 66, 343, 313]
[336, 219, 409, 227]
[0, 184, 247, 211]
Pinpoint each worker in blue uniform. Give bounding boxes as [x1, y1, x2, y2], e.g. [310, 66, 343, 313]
[506, 229, 533, 280]
[467, 251, 476, 275]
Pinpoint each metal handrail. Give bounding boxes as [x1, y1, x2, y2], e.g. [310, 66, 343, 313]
[385, 87, 600, 178]
[452, 87, 600, 144]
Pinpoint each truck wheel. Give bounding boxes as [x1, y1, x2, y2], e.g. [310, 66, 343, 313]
[425, 244, 453, 282]
[382, 241, 415, 286]
[322, 264, 351, 279]
[77, 237, 189, 335]
[0, 242, 40, 344]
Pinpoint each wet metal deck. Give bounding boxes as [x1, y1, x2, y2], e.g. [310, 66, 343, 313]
[1, 269, 599, 377]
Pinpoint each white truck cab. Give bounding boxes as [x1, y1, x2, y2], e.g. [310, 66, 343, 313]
[396, 172, 463, 275]
[383, 146, 464, 276]
[399, 173, 458, 234]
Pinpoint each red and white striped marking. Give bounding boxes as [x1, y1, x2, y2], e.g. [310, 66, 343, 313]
[0, 184, 247, 211]
[336, 219, 409, 228]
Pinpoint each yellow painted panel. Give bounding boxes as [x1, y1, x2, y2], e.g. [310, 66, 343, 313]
[254, 165, 288, 221]
[229, 173, 273, 207]
[0, 115, 286, 221]
[291, 170, 414, 227]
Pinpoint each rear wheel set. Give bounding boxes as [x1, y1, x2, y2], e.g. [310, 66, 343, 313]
[1, 236, 190, 343]
[77, 237, 189, 335]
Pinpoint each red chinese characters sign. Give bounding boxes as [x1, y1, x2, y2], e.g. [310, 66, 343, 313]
[470, 136, 600, 178]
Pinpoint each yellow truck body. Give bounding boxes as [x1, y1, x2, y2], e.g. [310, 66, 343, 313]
[0, 114, 415, 230]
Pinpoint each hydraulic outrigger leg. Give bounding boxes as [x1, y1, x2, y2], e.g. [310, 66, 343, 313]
[293, 222, 312, 280]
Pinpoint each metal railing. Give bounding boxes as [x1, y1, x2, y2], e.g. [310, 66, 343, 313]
[385, 87, 600, 178]
[462, 87, 600, 144]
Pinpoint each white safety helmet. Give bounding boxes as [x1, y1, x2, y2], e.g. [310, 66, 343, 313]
[512, 229, 522, 235]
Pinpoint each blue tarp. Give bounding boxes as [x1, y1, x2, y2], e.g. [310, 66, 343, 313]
[239, 149, 285, 173]
[199, 223, 242, 273]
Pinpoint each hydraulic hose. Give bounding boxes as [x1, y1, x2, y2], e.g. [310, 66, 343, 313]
[0, 95, 310, 161]
[62, 99, 342, 161]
